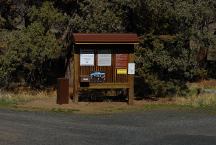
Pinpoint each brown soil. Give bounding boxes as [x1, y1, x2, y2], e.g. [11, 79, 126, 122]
[16, 97, 176, 114]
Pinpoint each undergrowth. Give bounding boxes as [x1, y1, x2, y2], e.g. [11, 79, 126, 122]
[0, 91, 54, 107]
[175, 80, 216, 108]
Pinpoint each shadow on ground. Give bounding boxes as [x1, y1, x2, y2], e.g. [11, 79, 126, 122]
[78, 90, 127, 102]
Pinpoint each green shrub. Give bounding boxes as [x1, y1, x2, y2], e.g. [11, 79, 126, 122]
[135, 34, 206, 98]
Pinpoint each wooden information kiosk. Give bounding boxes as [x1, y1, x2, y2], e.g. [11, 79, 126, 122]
[69, 33, 138, 105]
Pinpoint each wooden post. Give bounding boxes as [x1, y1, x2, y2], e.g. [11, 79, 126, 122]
[128, 80, 134, 105]
[69, 57, 74, 99]
[73, 50, 79, 103]
[128, 52, 134, 105]
[57, 78, 69, 104]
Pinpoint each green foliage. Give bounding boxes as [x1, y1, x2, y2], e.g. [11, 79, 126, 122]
[0, 15, 6, 28]
[28, 1, 68, 32]
[0, 0, 216, 98]
[71, 0, 127, 32]
[0, 22, 61, 87]
[133, 0, 216, 97]
[0, 1, 68, 88]
[135, 34, 207, 97]
[135, 0, 216, 35]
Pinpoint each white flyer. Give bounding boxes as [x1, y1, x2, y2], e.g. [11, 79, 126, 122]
[128, 63, 135, 74]
[80, 49, 94, 66]
[98, 50, 111, 66]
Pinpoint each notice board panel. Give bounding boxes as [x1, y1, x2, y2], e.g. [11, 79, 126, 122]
[98, 49, 112, 66]
[115, 54, 128, 68]
[80, 49, 94, 66]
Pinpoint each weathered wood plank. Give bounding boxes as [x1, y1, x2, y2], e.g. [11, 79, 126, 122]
[73, 51, 79, 103]
[81, 83, 129, 89]
[69, 57, 74, 98]
[128, 52, 134, 105]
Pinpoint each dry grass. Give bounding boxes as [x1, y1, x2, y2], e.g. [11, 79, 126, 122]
[188, 79, 216, 89]
[1, 79, 216, 113]
[178, 80, 216, 107]
[0, 90, 54, 105]
[175, 94, 216, 107]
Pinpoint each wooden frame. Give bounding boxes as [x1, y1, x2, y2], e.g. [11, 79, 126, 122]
[70, 34, 138, 105]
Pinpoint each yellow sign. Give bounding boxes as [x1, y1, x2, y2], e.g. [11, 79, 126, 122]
[117, 69, 127, 74]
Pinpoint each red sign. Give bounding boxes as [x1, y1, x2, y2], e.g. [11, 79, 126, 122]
[115, 54, 128, 68]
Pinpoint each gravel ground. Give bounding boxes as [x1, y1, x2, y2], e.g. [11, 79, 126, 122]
[0, 109, 216, 145]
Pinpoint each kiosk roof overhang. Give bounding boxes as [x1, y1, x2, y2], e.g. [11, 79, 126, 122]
[72, 33, 139, 44]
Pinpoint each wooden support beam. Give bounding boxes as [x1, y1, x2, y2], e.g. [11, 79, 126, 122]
[73, 52, 79, 103]
[128, 52, 134, 105]
[81, 83, 129, 89]
[69, 57, 74, 99]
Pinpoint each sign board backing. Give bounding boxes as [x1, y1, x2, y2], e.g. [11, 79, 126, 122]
[115, 54, 128, 68]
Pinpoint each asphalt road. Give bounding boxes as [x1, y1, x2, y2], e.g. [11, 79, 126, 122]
[0, 109, 216, 145]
